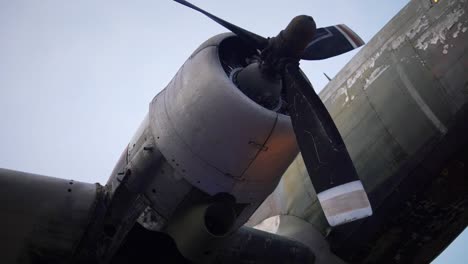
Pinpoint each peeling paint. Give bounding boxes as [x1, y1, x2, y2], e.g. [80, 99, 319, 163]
[332, 87, 350, 104]
[324, 0, 468, 107]
[364, 65, 390, 90]
[390, 16, 430, 51]
[453, 22, 464, 37]
[345, 47, 385, 90]
[443, 44, 449, 54]
[346, 12, 431, 90]
[415, 7, 465, 50]
[405, 16, 430, 40]
[392, 35, 406, 50]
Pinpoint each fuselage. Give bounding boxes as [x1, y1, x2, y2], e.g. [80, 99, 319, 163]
[249, 0, 468, 262]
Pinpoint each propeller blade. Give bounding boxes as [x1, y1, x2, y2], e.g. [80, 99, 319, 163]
[301, 24, 365, 60]
[173, 0, 268, 50]
[283, 64, 372, 226]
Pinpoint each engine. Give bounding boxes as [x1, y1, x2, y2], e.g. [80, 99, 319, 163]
[150, 33, 298, 202]
[104, 33, 299, 262]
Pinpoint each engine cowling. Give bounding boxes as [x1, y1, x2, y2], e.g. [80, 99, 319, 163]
[149, 33, 298, 203]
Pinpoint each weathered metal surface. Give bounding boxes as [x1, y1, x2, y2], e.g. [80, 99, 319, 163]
[73, 116, 169, 263]
[149, 34, 299, 204]
[260, 215, 346, 264]
[249, 0, 468, 262]
[146, 34, 300, 233]
[214, 226, 316, 264]
[332, 128, 468, 263]
[0, 168, 98, 263]
[112, 222, 316, 264]
[6, 1, 467, 262]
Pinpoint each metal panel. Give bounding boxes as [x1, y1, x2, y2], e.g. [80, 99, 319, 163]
[164, 45, 276, 178]
[0, 168, 98, 264]
[412, 0, 468, 110]
[236, 113, 299, 200]
[150, 88, 234, 195]
[149, 34, 298, 203]
[251, 0, 468, 262]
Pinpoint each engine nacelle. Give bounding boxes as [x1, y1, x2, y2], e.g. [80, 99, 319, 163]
[149, 33, 298, 203]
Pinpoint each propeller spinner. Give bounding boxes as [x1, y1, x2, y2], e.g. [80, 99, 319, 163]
[173, 0, 371, 227]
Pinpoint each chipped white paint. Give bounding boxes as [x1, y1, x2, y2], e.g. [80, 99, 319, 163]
[324, 0, 466, 108]
[346, 11, 431, 90]
[364, 65, 390, 90]
[391, 16, 430, 51]
[332, 87, 350, 103]
[391, 35, 406, 50]
[390, 16, 430, 52]
[415, 8, 465, 50]
[405, 16, 430, 40]
[346, 1, 465, 92]
[443, 44, 450, 54]
[346, 49, 383, 89]
[453, 22, 463, 37]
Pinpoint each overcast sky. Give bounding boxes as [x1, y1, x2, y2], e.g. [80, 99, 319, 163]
[0, 0, 465, 262]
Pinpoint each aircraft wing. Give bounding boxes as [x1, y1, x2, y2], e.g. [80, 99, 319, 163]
[0, 168, 102, 264]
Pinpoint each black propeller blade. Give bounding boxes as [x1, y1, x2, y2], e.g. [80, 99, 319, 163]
[173, 0, 372, 226]
[283, 65, 357, 189]
[173, 0, 268, 50]
[173, 0, 363, 61]
[302, 25, 365, 60]
[282, 64, 372, 226]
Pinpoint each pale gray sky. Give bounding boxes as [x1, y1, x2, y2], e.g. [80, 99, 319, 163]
[0, 0, 465, 262]
[0, 0, 410, 182]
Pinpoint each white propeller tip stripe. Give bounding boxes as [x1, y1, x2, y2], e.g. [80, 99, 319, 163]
[317, 180, 373, 227]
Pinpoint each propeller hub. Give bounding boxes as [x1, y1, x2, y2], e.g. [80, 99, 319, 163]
[259, 15, 316, 78]
[281, 15, 317, 58]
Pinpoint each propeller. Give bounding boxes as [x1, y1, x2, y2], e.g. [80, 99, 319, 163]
[173, 0, 372, 226]
[173, 0, 268, 50]
[173, 0, 364, 61]
[282, 65, 372, 226]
